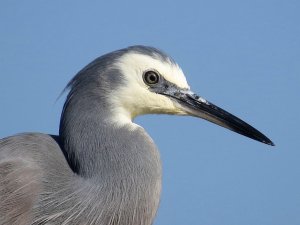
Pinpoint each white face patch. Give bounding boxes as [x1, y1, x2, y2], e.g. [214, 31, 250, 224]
[108, 52, 191, 123]
[116, 53, 190, 89]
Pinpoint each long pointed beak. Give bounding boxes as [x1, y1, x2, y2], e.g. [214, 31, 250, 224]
[164, 89, 274, 146]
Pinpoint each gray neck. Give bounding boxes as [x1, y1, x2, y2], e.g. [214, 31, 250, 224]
[59, 82, 162, 224]
[60, 83, 161, 177]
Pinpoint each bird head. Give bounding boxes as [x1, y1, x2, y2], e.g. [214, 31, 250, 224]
[65, 45, 274, 146]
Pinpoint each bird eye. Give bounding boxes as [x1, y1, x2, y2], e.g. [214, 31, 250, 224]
[143, 71, 160, 85]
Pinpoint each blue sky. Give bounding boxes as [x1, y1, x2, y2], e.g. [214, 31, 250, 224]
[0, 1, 299, 224]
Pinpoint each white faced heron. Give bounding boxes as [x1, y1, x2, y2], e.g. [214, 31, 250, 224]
[0, 46, 274, 225]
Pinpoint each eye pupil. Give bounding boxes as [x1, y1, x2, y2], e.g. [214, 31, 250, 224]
[143, 71, 160, 85]
[149, 74, 156, 82]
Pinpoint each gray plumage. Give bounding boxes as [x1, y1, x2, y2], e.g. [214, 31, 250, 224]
[1, 46, 163, 225]
[0, 45, 273, 225]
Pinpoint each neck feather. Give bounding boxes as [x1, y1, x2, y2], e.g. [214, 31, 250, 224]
[59, 90, 162, 224]
[57, 58, 162, 224]
[60, 89, 160, 174]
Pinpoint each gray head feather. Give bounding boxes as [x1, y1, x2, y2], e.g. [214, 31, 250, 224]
[63, 45, 175, 95]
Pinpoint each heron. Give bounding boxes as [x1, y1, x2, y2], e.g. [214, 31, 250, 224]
[0, 46, 274, 225]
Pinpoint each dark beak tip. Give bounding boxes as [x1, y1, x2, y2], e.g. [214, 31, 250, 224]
[267, 140, 275, 147]
[261, 137, 275, 146]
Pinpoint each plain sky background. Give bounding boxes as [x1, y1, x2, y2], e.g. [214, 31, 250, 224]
[0, 1, 299, 225]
